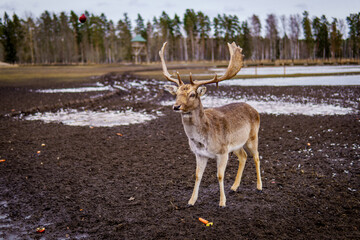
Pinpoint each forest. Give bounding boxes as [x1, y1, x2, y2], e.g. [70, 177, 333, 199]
[0, 9, 359, 64]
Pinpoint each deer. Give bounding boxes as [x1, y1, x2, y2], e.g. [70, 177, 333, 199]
[159, 42, 262, 207]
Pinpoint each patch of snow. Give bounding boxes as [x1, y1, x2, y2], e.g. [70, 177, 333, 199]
[209, 65, 360, 75]
[24, 109, 161, 127]
[34, 85, 114, 93]
[160, 95, 355, 116]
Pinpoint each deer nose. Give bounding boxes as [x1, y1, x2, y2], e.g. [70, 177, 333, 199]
[173, 105, 181, 111]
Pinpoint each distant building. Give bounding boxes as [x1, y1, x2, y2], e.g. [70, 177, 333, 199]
[131, 35, 147, 64]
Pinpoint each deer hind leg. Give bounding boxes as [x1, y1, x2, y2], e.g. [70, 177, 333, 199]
[188, 155, 208, 206]
[246, 134, 263, 191]
[231, 148, 247, 192]
[217, 154, 229, 207]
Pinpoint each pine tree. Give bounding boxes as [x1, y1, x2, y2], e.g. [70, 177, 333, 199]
[107, 20, 118, 63]
[135, 14, 147, 40]
[0, 12, 21, 63]
[197, 11, 210, 60]
[22, 16, 36, 63]
[240, 21, 252, 59]
[330, 18, 343, 58]
[213, 16, 222, 60]
[117, 13, 132, 61]
[38, 11, 54, 63]
[151, 17, 161, 61]
[90, 13, 107, 63]
[217, 14, 239, 60]
[1, 9, 359, 63]
[313, 15, 330, 59]
[159, 11, 172, 44]
[69, 11, 82, 62]
[58, 12, 74, 63]
[220, 14, 239, 44]
[346, 13, 360, 58]
[184, 9, 197, 60]
[173, 14, 183, 61]
[302, 11, 314, 59]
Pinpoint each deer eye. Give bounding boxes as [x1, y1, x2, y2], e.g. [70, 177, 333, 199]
[189, 93, 196, 98]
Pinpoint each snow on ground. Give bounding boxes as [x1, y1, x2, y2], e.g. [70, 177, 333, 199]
[24, 70, 359, 126]
[208, 65, 360, 76]
[34, 85, 115, 93]
[24, 96, 356, 127]
[160, 95, 355, 116]
[24, 109, 162, 127]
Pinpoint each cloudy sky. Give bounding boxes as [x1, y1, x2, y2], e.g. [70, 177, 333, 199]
[1, 0, 359, 33]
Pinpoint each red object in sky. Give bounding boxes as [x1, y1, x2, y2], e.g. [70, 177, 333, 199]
[79, 14, 86, 23]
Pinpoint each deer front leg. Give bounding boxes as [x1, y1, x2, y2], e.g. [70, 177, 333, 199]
[188, 155, 208, 206]
[217, 154, 229, 207]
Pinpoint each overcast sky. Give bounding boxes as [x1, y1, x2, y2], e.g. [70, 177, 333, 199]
[1, 0, 359, 36]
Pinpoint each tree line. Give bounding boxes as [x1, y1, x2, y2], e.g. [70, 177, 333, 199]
[0, 10, 359, 64]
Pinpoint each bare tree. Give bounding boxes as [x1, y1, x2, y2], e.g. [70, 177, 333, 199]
[250, 14, 261, 60]
[280, 15, 287, 59]
[338, 19, 347, 58]
[265, 14, 279, 60]
[289, 14, 301, 59]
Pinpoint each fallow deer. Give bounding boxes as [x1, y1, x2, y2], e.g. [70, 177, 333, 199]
[160, 42, 262, 207]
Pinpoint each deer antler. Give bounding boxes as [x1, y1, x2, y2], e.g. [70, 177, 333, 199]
[159, 42, 183, 86]
[191, 42, 244, 87]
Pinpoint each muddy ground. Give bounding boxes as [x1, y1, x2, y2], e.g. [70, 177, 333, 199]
[0, 73, 359, 239]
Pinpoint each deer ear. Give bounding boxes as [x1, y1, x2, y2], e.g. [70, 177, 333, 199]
[164, 85, 178, 95]
[197, 86, 207, 97]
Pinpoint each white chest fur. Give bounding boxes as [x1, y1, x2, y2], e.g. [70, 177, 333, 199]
[183, 122, 216, 159]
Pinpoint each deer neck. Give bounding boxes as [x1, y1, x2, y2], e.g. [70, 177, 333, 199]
[181, 100, 208, 136]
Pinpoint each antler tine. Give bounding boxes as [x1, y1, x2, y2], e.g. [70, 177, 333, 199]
[189, 72, 194, 85]
[192, 42, 244, 87]
[159, 42, 183, 86]
[176, 71, 183, 85]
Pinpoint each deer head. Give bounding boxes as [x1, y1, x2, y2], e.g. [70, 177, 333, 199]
[160, 42, 244, 113]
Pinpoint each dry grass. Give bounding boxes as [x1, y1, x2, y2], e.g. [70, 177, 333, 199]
[1, 59, 359, 87]
[0, 64, 135, 87]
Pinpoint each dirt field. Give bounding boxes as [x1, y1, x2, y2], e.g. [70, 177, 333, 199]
[0, 73, 359, 239]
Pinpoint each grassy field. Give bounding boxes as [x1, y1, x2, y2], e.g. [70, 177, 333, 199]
[0, 64, 136, 87]
[1, 61, 360, 87]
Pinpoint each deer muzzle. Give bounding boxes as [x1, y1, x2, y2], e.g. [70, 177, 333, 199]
[173, 105, 181, 111]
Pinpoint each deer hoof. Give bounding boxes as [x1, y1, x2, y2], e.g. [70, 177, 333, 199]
[256, 189, 263, 194]
[229, 189, 237, 195]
